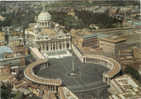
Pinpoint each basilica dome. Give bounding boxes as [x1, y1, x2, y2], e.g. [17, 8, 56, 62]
[38, 11, 52, 22]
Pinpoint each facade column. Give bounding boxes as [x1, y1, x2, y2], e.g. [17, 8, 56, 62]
[69, 40, 71, 49]
[55, 41, 56, 51]
[56, 41, 57, 51]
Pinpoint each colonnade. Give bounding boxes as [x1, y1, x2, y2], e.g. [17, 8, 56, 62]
[9, 38, 24, 47]
[46, 85, 57, 93]
[38, 21, 50, 28]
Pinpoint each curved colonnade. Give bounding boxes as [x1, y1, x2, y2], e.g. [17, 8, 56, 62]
[84, 55, 121, 84]
[24, 59, 62, 86]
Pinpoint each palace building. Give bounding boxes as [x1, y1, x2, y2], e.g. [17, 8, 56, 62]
[25, 9, 71, 57]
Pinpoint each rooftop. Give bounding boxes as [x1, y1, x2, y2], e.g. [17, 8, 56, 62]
[110, 74, 141, 99]
[72, 28, 127, 44]
[100, 37, 127, 43]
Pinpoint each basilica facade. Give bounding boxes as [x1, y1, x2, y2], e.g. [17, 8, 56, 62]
[25, 10, 71, 54]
